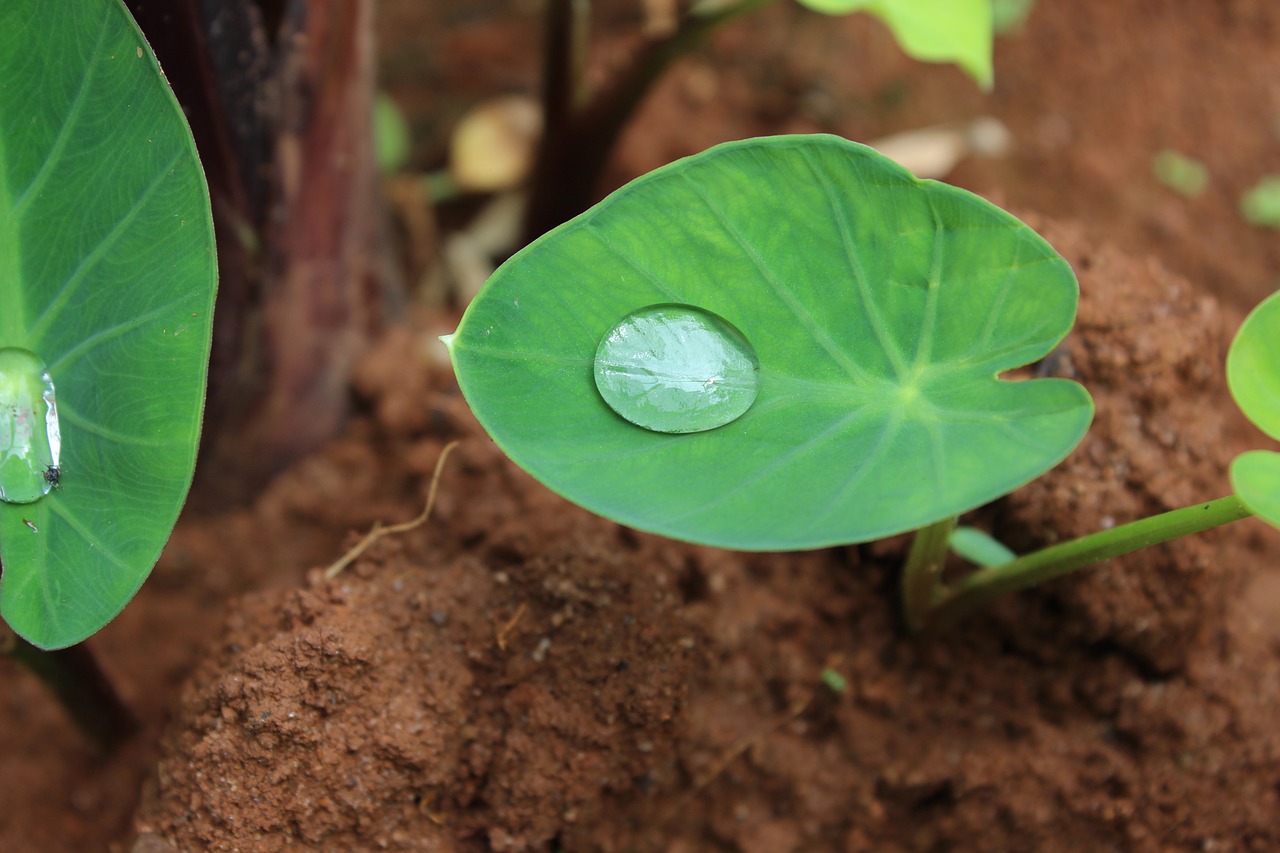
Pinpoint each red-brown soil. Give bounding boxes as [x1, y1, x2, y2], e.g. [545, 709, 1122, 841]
[4, 2, 1280, 851]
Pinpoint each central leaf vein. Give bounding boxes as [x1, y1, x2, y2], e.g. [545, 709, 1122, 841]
[913, 196, 945, 368]
[798, 411, 904, 535]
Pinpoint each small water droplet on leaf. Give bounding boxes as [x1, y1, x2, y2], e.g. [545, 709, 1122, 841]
[0, 348, 63, 504]
[593, 304, 759, 434]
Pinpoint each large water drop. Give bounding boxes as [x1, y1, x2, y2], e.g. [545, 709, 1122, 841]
[593, 304, 760, 434]
[0, 348, 62, 504]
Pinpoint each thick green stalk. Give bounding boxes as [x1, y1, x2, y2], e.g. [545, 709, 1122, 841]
[925, 494, 1253, 633]
[523, 0, 780, 242]
[2, 632, 139, 753]
[901, 516, 957, 633]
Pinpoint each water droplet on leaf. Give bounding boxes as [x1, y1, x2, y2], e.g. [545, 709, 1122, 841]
[594, 304, 759, 434]
[0, 348, 63, 504]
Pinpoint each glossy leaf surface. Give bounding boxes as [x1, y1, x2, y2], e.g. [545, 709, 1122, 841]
[0, 0, 216, 648]
[794, 0, 993, 88]
[447, 135, 1092, 550]
[1227, 289, 1280, 528]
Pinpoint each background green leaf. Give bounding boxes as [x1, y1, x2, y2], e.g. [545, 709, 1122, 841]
[1239, 176, 1280, 230]
[794, 0, 994, 89]
[0, 0, 216, 648]
[448, 135, 1092, 550]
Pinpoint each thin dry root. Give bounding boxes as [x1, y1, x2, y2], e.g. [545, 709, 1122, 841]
[495, 601, 528, 651]
[323, 440, 460, 580]
[660, 690, 813, 825]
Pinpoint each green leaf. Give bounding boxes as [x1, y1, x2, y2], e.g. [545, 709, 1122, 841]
[0, 0, 216, 648]
[374, 92, 411, 175]
[447, 135, 1092, 550]
[1240, 176, 1280, 230]
[1228, 290, 1280, 443]
[1152, 149, 1208, 199]
[1227, 289, 1280, 528]
[950, 525, 1016, 567]
[794, 0, 994, 89]
[1231, 452, 1280, 529]
[820, 668, 849, 693]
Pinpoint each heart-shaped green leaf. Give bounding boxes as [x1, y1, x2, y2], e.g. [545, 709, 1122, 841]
[0, 0, 216, 648]
[793, 0, 993, 89]
[447, 135, 1092, 550]
[1227, 289, 1280, 528]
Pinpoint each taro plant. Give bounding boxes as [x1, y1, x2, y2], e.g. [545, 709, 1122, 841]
[444, 134, 1280, 632]
[0, 0, 216, 741]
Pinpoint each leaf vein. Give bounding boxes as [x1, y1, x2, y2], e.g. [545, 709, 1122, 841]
[11, 10, 111, 214]
[678, 169, 872, 385]
[47, 289, 197, 374]
[656, 407, 876, 526]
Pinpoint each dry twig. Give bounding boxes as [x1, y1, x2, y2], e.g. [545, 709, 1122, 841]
[496, 602, 528, 651]
[323, 440, 459, 579]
